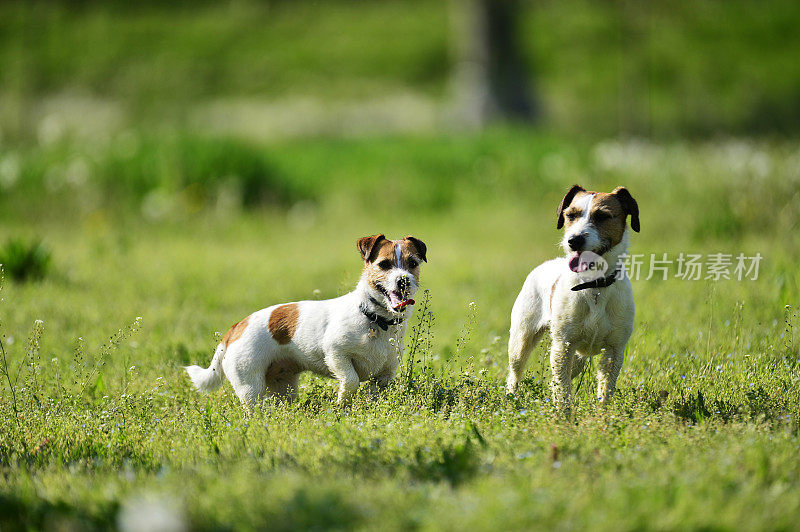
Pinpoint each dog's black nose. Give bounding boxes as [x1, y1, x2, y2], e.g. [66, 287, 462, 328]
[398, 275, 409, 291]
[567, 235, 585, 251]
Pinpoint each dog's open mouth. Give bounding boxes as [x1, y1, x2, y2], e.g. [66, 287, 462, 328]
[568, 251, 585, 273]
[377, 284, 414, 311]
[568, 250, 609, 275]
[388, 290, 414, 311]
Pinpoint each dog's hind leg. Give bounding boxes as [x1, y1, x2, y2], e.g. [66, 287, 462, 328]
[265, 359, 302, 403]
[596, 347, 624, 406]
[222, 350, 268, 411]
[230, 373, 267, 411]
[369, 360, 399, 397]
[266, 374, 300, 403]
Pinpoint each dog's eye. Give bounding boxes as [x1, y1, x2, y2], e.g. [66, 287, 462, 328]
[594, 211, 611, 221]
[566, 211, 580, 220]
[408, 258, 418, 269]
[377, 260, 393, 270]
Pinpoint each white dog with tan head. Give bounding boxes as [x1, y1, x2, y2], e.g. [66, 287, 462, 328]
[185, 234, 426, 408]
[506, 185, 639, 412]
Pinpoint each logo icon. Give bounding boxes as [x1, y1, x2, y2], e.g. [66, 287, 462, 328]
[568, 250, 608, 280]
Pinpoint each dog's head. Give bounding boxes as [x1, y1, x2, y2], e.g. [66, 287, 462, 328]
[357, 234, 427, 313]
[556, 185, 639, 271]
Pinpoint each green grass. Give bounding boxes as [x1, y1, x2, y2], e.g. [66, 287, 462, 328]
[0, 130, 799, 529]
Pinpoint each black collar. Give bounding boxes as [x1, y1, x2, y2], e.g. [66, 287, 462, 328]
[571, 270, 620, 292]
[360, 301, 405, 331]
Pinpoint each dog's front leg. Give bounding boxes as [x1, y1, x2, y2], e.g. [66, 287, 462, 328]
[596, 347, 624, 406]
[549, 340, 575, 414]
[327, 354, 360, 405]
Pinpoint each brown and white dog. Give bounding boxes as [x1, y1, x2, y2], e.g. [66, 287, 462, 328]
[506, 185, 639, 412]
[185, 234, 427, 407]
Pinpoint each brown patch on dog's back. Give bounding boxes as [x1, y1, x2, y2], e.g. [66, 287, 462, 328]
[221, 316, 250, 347]
[268, 303, 299, 345]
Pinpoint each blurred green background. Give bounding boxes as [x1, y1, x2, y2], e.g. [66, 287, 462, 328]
[1, 0, 799, 218]
[3, 0, 800, 142]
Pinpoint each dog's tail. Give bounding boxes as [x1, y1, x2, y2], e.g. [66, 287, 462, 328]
[184, 343, 226, 393]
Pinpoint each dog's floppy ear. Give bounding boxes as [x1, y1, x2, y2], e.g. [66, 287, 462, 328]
[403, 236, 427, 263]
[357, 234, 386, 262]
[556, 184, 585, 229]
[612, 186, 640, 232]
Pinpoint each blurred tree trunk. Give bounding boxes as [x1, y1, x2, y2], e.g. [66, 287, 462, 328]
[451, 0, 537, 127]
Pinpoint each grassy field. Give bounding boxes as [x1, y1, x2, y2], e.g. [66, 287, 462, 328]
[1, 130, 799, 529]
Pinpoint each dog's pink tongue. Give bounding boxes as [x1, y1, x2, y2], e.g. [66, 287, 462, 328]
[389, 292, 414, 310]
[389, 291, 403, 308]
[568, 251, 582, 272]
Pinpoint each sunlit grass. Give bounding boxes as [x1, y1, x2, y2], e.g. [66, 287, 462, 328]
[0, 132, 798, 529]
